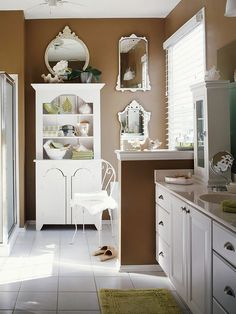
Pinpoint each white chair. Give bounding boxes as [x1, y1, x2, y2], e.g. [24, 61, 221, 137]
[70, 159, 117, 245]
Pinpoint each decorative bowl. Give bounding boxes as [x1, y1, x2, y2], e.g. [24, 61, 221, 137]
[43, 140, 69, 160]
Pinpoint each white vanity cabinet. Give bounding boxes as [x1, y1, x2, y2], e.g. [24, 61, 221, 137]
[213, 222, 236, 313]
[187, 204, 211, 314]
[155, 185, 212, 314]
[191, 81, 230, 185]
[170, 197, 211, 314]
[32, 83, 105, 230]
[155, 185, 172, 276]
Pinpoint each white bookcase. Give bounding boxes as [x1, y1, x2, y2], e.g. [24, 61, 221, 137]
[32, 83, 105, 230]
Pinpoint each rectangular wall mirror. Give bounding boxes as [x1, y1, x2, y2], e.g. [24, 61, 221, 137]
[116, 34, 151, 92]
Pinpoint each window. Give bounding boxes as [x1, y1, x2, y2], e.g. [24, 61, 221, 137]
[164, 9, 206, 149]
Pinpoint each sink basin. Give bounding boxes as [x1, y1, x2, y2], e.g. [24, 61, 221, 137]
[199, 193, 236, 204]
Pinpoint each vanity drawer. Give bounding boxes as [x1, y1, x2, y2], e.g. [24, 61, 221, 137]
[213, 222, 236, 267]
[213, 253, 236, 314]
[156, 236, 170, 276]
[156, 205, 170, 245]
[155, 185, 172, 212]
[213, 298, 227, 314]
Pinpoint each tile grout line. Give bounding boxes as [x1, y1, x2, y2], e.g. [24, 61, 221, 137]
[13, 229, 37, 311]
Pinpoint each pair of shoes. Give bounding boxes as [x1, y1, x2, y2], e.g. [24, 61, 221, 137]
[92, 245, 110, 256]
[100, 246, 117, 262]
[92, 245, 117, 262]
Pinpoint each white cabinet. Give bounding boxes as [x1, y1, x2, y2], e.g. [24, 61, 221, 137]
[155, 184, 212, 314]
[170, 197, 211, 314]
[170, 197, 187, 301]
[155, 185, 172, 276]
[213, 222, 236, 314]
[187, 205, 211, 314]
[35, 160, 102, 231]
[191, 81, 230, 185]
[32, 83, 105, 230]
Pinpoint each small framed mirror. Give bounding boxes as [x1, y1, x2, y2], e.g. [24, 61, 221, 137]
[211, 151, 234, 174]
[118, 100, 151, 147]
[45, 26, 89, 79]
[116, 34, 151, 92]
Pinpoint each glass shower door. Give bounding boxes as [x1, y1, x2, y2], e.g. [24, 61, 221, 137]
[0, 72, 16, 243]
[5, 78, 16, 235]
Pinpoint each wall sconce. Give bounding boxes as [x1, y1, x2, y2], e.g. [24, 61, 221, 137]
[225, 0, 236, 17]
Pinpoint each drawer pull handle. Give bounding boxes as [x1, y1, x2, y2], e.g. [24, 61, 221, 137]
[181, 206, 186, 212]
[158, 221, 164, 226]
[158, 195, 164, 200]
[159, 251, 164, 257]
[224, 286, 235, 298]
[224, 242, 235, 252]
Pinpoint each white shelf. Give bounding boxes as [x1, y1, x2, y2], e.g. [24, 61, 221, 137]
[43, 136, 93, 139]
[43, 114, 94, 117]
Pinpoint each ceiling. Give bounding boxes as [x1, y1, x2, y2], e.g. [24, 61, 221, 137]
[0, 0, 181, 20]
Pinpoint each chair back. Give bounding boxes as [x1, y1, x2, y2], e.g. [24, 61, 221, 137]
[101, 159, 116, 196]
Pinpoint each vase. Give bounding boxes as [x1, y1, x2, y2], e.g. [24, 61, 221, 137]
[80, 72, 93, 83]
[79, 103, 91, 114]
[78, 122, 89, 136]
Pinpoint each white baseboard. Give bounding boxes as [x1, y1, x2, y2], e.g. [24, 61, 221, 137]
[119, 264, 162, 272]
[26, 220, 36, 224]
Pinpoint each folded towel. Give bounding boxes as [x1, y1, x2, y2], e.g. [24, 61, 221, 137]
[222, 206, 236, 213]
[221, 200, 236, 213]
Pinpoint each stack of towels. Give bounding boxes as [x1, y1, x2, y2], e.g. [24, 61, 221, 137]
[221, 200, 236, 213]
[72, 149, 94, 160]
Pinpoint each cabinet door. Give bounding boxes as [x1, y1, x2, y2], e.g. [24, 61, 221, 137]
[170, 197, 187, 301]
[194, 99, 207, 181]
[70, 160, 102, 227]
[36, 167, 67, 230]
[187, 206, 211, 314]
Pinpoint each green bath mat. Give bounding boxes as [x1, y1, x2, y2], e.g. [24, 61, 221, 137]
[98, 288, 183, 314]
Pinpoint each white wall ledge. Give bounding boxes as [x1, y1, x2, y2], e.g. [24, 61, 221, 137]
[31, 83, 105, 92]
[115, 149, 194, 161]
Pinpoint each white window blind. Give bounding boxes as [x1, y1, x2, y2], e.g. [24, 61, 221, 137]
[164, 9, 205, 149]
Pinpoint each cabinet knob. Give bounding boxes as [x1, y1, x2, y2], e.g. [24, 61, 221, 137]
[158, 251, 164, 257]
[186, 209, 190, 214]
[181, 206, 186, 212]
[224, 286, 235, 298]
[158, 221, 164, 226]
[224, 242, 235, 252]
[158, 195, 164, 200]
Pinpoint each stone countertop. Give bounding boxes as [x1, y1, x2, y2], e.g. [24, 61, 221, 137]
[156, 181, 236, 233]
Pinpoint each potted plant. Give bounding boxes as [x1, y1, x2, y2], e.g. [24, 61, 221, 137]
[68, 66, 102, 83]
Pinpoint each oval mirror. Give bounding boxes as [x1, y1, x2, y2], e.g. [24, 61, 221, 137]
[45, 26, 89, 79]
[118, 100, 151, 148]
[116, 34, 151, 92]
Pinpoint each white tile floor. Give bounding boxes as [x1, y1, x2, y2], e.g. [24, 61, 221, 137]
[0, 224, 190, 313]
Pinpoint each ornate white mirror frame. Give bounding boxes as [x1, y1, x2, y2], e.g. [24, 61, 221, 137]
[116, 34, 151, 92]
[118, 100, 151, 145]
[44, 26, 90, 79]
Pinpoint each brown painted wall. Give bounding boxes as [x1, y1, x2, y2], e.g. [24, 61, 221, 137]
[119, 159, 194, 265]
[165, 0, 236, 72]
[25, 19, 166, 220]
[0, 11, 25, 227]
